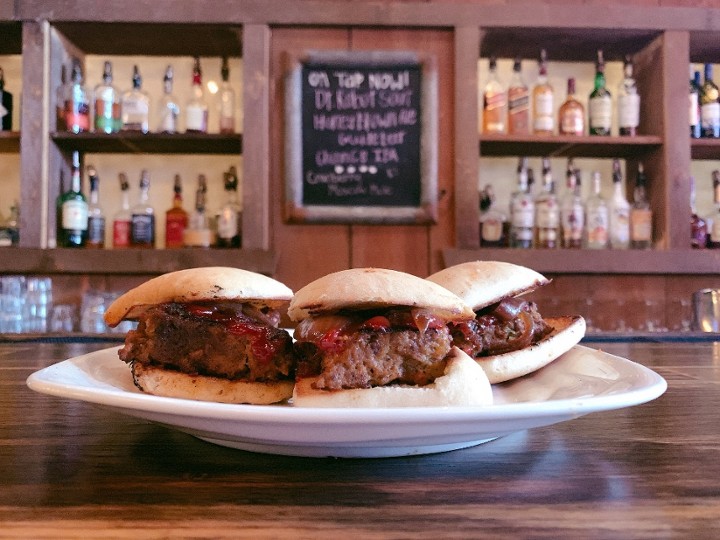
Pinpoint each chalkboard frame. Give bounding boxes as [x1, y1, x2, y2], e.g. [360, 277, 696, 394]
[284, 50, 438, 224]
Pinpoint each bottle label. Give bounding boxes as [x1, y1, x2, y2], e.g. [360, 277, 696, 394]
[62, 200, 88, 231]
[88, 216, 105, 244]
[589, 96, 612, 130]
[689, 93, 700, 127]
[508, 87, 529, 134]
[536, 201, 559, 228]
[701, 102, 720, 128]
[217, 210, 239, 239]
[630, 209, 652, 242]
[165, 214, 187, 247]
[65, 100, 90, 132]
[610, 208, 630, 246]
[562, 206, 584, 242]
[186, 105, 208, 132]
[113, 219, 130, 248]
[511, 199, 535, 228]
[587, 209, 609, 247]
[533, 91, 554, 132]
[618, 94, 640, 129]
[481, 217, 503, 243]
[160, 108, 178, 133]
[131, 214, 155, 246]
[560, 110, 584, 135]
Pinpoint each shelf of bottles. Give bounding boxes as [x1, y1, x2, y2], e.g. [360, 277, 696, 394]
[479, 133, 661, 159]
[51, 131, 242, 155]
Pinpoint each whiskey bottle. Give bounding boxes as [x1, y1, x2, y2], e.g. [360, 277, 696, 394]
[86, 166, 106, 249]
[532, 49, 554, 135]
[534, 158, 560, 249]
[560, 159, 584, 248]
[218, 57, 236, 134]
[0, 67, 13, 131]
[121, 65, 150, 133]
[617, 55, 640, 136]
[157, 65, 180, 134]
[186, 57, 209, 133]
[509, 157, 534, 248]
[130, 170, 155, 248]
[165, 174, 188, 249]
[216, 166, 242, 248]
[585, 171, 609, 249]
[608, 159, 630, 249]
[64, 57, 90, 133]
[184, 174, 213, 247]
[630, 163, 653, 249]
[690, 176, 708, 249]
[112, 173, 131, 249]
[58, 151, 88, 248]
[588, 50, 612, 136]
[479, 184, 508, 247]
[690, 67, 702, 139]
[507, 57, 529, 135]
[482, 57, 506, 134]
[558, 78, 585, 136]
[700, 63, 720, 138]
[93, 60, 121, 134]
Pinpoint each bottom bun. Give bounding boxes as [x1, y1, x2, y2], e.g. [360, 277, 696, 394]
[132, 363, 294, 405]
[480, 315, 586, 384]
[292, 347, 493, 408]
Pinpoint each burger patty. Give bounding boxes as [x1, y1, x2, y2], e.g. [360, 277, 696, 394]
[296, 326, 453, 390]
[118, 303, 295, 382]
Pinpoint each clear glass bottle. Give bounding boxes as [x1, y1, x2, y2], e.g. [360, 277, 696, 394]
[482, 57, 506, 134]
[0, 66, 13, 131]
[630, 163, 653, 249]
[130, 170, 155, 248]
[112, 173, 131, 249]
[608, 158, 630, 249]
[509, 157, 534, 248]
[533, 49, 554, 135]
[560, 159, 585, 248]
[184, 174, 213, 247]
[165, 174, 188, 249]
[157, 65, 180, 134]
[93, 60, 121, 133]
[617, 55, 640, 136]
[534, 158, 560, 249]
[121, 65, 150, 133]
[585, 171, 609, 249]
[59, 151, 88, 248]
[64, 57, 90, 133]
[558, 78, 585, 136]
[216, 166, 242, 248]
[218, 57, 236, 134]
[86, 165, 105, 249]
[690, 67, 702, 139]
[507, 56, 529, 135]
[479, 184, 508, 247]
[186, 57, 209, 133]
[701, 63, 720, 138]
[690, 176, 708, 249]
[589, 50, 612, 136]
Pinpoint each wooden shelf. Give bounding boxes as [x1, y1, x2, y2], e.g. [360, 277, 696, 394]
[51, 132, 242, 155]
[0, 131, 20, 153]
[0, 248, 276, 276]
[479, 134, 662, 158]
[691, 138, 720, 160]
[443, 248, 720, 275]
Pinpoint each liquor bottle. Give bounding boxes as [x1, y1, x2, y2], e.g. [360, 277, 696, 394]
[112, 173, 131, 249]
[617, 55, 640, 136]
[585, 171, 609, 249]
[700, 63, 720, 138]
[588, 50, 612, 136]
[93, 60, 121, 133]
[184, 174, 213, 247]
[509, 157, 534, 248]
[121, 65, 150, 133]
[86, 166, 105, 249]
[690, 176, 708, 249]
[558, 78, 585, 136]
[630, 163, 653, 249]
[130, 170, 155, 248]
[560, 159, 584, 248]
[165, 174, 188, 249]
[534, 158, 560, 249]
[482, 57, 506, 134]
[157, 65, 180, 134]
[507, 57, 529, 135]
[0, 67, 13, 131]
[54, 169, 66, 248]
[690, 67, 702, 139]
[532, 49, 554, 135]
[186, 57, 209, 133]
[218, 57, 236, 134]
[64, 57, 90, 133]
[216, 166, 242, 248]
[608, 158, 630, 249]
[58, 151, 88, 248]
[708, 171, 720, 249]
[56, 64, 67, 132]
[479, 184, 508, 247]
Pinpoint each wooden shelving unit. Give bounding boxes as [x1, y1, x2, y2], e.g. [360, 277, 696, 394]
[479, 134, 662, 158]
[51, 132, 242, 155]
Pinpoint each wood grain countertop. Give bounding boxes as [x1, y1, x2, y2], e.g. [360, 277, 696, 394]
[1, 339, 719, 538]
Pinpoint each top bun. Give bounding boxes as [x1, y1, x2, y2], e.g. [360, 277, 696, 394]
[104, 267, 293, 327]
[287, 267, 476, 322]
[427, 261, 549, 311]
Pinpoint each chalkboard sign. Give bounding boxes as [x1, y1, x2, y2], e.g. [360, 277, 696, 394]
[285, 51, 438, 224]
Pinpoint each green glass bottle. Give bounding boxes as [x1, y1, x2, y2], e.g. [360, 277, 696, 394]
[58, 151, 88, 247]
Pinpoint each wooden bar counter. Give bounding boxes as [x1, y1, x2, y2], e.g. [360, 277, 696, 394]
[1, 337, 719, 538]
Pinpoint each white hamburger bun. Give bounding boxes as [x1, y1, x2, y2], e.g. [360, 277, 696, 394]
[288, 267, 476, 322]
[104, 267, 293, 327]
[132, 363, 294, 405]
[427, 260, 550, 311]
[479, 316, 586, 384]
[292, 347, 493, 408]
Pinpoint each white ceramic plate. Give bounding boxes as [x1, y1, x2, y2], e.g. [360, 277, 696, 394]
[26, 345, 666, 458]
